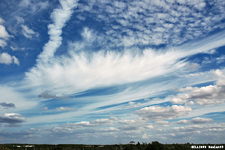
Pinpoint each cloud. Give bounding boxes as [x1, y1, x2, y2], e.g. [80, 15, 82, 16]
[19, 0, 31, 7]
[55, 107, 75, 111]
[0, 52, 20, 65]
[155, 120, 170, 127]
[47, 117, 153, 142]
[0, 113, 26, 125]
[173, 123, 225, 134]
[136, 105, 192, 121]
[154, 123, 225, 143]
[37, 0, 79, 63]
[0, 25, 10, 39]
[0, 86, 38, 114]
[186, 63, 200, 72]
[216, 55, 225, 64]
[0, 102, 16, 108]
[38, 90, 69, 99]
[177, 117, 213, 124]
[21, 25, 39, 39]
[15, 16, 24, 24]
[12, 56, 20, 65]
[171, 70, 225, 105]
[73, 0, 225, 48]
[0, 18, 10, 47]
[43, 107, 48, 111]
[0, 128, 41, 143]
[24, 26, 225, 100]
[26, 48, 186, 95]
[19, 0, 49, 13]
[0, 18, 4, 24]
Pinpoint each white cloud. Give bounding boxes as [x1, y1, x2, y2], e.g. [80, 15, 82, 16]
[155, 120, 170, 127]
[0, 52, 12, 65]
[19, 0, 49, 13]
[25, 26, 225, 96]
[171, 97, 187, 104]
[21, 25, 38, 39]
[26, 48, 186, 95]
[19, 0, 31, 7]
[0, 18, 4, 24]
[0, 39, 7, 47]
[171, 70, 225, 105]
[0, 25, 10, 39]
[0, 20, 10, 47]
[136, 105, 192, 121]
[73, 0, 225, 47]
[12, 56, 20, 65]
[37, 0, 79, 63]
[15, 16, 25, 24]
[173, 123, 225, 133]
[0, 52, 20, 65]
[186, 63, 200, 72]
[177, 117, 213, 124]
[55, 107, 75, 111]
[216, 55, 225, 64]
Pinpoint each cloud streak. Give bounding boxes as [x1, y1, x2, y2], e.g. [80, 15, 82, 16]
[37, 0, 79, 63]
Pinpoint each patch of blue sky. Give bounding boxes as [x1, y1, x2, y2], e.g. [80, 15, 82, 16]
[185, 46, 225, 66]
[39, 99, 76, 110]
[190, 81, 216, 88]
[95, 101, 128, 111]
[73, 85, 127, 98]
[200, 111, 225, 123]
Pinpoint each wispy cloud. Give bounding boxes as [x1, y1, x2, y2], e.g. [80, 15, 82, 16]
[24, 30, 225, 97]
[21, 25, 39, 39]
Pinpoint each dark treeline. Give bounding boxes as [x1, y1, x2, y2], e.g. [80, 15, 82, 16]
[0, 141, 224, 150]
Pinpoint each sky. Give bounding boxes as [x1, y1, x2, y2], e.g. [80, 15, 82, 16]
[0, 0, 225, 144]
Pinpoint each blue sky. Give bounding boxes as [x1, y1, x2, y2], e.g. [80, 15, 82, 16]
[0, 0, 225, 144]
